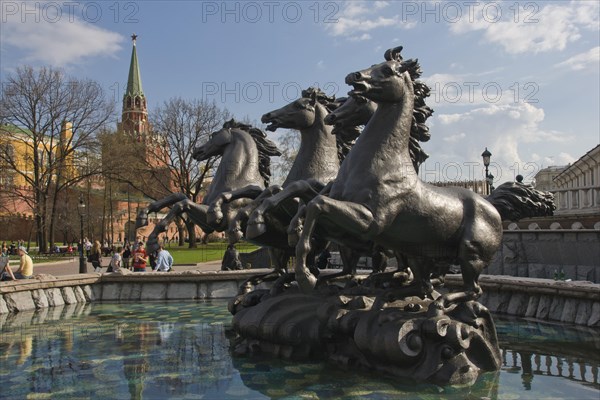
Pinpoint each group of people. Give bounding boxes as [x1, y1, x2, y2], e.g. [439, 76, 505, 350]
[1, 241, 25, 256]
[51, 243, 75, 254]
[0, 238, 174, 282]
[87, 240, 173, 273]
[0, 246, 33, 281]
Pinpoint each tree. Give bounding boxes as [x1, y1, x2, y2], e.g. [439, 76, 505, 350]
[0, 66, 114, 252]
[271, 129, 300, 185]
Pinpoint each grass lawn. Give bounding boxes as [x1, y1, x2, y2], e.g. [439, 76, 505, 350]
[164, 241, 260, 264]
[2, 241, 261, 265]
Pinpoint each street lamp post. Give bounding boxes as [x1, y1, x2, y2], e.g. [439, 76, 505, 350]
[487, 173, 495, 192]
[78, 195, 87, 273]
[481, 147, 492, 194]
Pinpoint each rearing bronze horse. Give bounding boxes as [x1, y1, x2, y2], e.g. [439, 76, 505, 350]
[136, 119, 281, 253]
[292, 47, 550, 311]
[211, 88, 343, 277]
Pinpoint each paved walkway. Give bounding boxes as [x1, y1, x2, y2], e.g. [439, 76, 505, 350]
[13, 258, 223, 276]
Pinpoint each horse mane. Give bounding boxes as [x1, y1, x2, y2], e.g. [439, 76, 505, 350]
[300, 87, 352, 164]
[223, 119, 282, 186]
[487, 181, 555, 221]
[396, 54, 434, 172]
[332, 97, 362, 163]
[301, 87, 336, 111]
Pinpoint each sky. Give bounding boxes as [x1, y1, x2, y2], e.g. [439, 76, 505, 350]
[1, 0, 599, 185]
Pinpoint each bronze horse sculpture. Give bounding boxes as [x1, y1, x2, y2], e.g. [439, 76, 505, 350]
[249, 90, 435, 284]
[211, 88, 347, 279]
[247, 94, 387, 283]
[228, 47, 555, 386]
[136, 119, 281, 253]
[291, 47, 553, 310]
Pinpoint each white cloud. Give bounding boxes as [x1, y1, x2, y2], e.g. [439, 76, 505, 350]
[438, 113, 465, 124]
[555, 152, 577, 165]
[443, 132, 467, 142]
[328, 15, 400, 36]
[348, 33, 372, 41]
[531, 152, 577, 167]
[2, 3, 123, 67]
[554, 47, 600, 71]
[324, 1, 414, 38]
[374, 2, 391, 10]
[449, 2, 599, 54]
[422, 103, 575, 184]
[422, 72, 522, 107]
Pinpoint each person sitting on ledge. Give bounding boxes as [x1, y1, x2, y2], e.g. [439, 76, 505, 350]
[153, 244, 173, 272]
[1, 246, 33, 281]
[0, 249, 10, 281]
[221, 243, 242, 271]
[108, 246, 123, 273]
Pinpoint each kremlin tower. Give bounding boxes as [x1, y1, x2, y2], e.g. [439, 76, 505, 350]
[118, 34, 151, 138]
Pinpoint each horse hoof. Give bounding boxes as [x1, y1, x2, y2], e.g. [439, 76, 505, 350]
[297, 273, 317, 293]
[246, 221, 267, 239]
[146, 238, 159, 254]
[372, 297, 385, 310]
[207, 208, 223, 225]
[227, 228, 244, 244]
[135, 208, 149, 229]
[287, 233, 300, 247]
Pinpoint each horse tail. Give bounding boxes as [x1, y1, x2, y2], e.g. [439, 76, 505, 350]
[486, 182, 555, 222]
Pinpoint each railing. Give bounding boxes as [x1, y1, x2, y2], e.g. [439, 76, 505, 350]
[552, 186, 600, 215]
[500, 348, 600, 389]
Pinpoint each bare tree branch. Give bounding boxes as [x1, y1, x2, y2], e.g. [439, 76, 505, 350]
[0, 66, 115, 251]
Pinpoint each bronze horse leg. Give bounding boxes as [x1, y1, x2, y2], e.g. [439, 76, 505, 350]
[245, 180, 327, 240]
[294, 195, 377, 293]
[248, 179, 328, 237]
[226, 186, 284, 244]
[206, 184, 269, 225]
[135, 193, 188, 229]
[146, 200, 213, 253]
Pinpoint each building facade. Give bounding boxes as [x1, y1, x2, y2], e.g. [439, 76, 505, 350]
[551, 145, 600, 216]
[534, 145, 600, 216]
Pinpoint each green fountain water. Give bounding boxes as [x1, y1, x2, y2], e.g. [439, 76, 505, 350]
[0, 301, 598, 399]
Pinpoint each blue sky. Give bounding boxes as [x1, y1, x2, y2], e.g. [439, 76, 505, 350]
[1, 1, 599, 184]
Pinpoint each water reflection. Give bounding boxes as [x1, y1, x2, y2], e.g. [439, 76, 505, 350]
[497, 316, 600, 394]
[0, 302, 598, 399]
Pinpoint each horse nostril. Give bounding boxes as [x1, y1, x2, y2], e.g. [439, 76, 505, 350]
[261, 113, 271, 122]
[346, 72, 363, 84]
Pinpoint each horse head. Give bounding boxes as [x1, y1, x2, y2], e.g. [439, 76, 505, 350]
[345, 46, 421, 103]
[261, 87, 335, 132]
[192, 122, 235, 161]
[324, 95, 377, 142]
[193, 118, 256, 162]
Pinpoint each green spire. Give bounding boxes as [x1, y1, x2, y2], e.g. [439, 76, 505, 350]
[125, 34, 144, 98]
